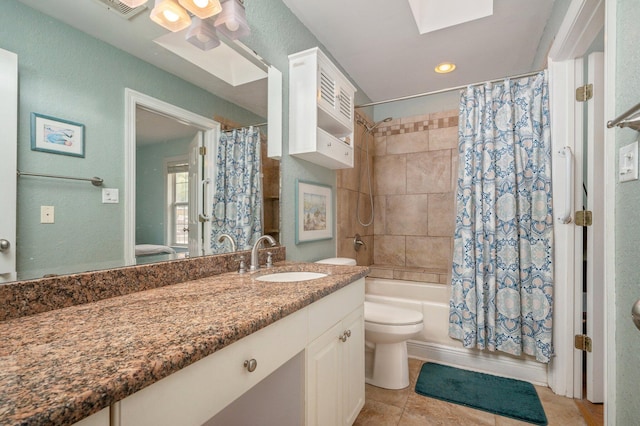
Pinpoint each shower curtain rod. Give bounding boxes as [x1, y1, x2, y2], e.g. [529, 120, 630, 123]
[225, 122, 267, 131]
[355, 69, 545, 109]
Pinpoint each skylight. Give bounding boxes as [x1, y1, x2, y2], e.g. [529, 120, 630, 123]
[407, 0, 493, 34]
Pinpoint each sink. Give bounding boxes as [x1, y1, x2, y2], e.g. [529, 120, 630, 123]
[255, 271, 328, 282]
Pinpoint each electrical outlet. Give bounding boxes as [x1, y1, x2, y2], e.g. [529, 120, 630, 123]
[41, 206, 54, 224]
[102, 188, 119, 204]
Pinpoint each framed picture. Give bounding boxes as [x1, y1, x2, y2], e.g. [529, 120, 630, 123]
[295, 180, 333, 243]
[31, 113, 85, 158]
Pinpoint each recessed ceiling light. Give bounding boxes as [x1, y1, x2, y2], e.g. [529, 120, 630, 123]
[435, 62, 456, 74]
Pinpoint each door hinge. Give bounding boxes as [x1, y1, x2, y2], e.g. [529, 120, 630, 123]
[576, 84, 593, 102]
[574, 334, 592, 352]
[575, 210, 593, 226]
[199, 146, 207, 156]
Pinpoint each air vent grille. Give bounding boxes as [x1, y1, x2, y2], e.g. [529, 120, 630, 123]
[92, 0, 147, 19]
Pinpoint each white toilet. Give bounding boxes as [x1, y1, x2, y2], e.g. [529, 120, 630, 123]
[315, 258, 424, 390]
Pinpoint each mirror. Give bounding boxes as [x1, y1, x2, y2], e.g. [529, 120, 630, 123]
[7, 1, 281, 282]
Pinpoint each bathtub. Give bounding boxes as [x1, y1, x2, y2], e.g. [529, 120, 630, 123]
[364, 277, 549, 385]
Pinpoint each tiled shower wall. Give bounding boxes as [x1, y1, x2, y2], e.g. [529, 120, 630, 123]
[336, 114, 375, 266]
[370, 110, 459, 284]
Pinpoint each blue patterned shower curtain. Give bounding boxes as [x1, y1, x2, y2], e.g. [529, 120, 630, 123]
[448, 71, 554, 363]
[211, 127, 262, 252]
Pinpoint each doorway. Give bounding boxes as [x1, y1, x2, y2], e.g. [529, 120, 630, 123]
[124, 89, 220, 266]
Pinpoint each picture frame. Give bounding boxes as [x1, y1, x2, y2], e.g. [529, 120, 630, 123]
[295, 180, 333, 243]
[31, 113, 85, 158]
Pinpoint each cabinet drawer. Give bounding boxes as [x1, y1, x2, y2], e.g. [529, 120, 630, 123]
[117, 308, 308, 426]
[315, 127, 354, 169]
[308, 278, 364, 342]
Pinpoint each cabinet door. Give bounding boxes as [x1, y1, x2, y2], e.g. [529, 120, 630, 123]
[342, 307, 365, 426]
[306, 321, 343, 426]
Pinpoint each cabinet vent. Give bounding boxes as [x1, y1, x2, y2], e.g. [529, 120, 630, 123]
[92, 0, 148, 19]
[319, 68, 336, 108]
[339, 88, 352, 121]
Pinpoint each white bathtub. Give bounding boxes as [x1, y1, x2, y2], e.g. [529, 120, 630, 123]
[364, 277, 549, 385]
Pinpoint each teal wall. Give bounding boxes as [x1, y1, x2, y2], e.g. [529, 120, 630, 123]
[242, 1, 371, 262]
[136, 137, 194, 246]
[614, 0, 640, 422]
[1, 1, 260, 279]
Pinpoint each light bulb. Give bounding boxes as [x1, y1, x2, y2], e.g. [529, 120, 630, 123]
[163, 9, 180, 22]
[194, 0, 209, 7]
[196, 33, 210, 42]
[225, 18, 240, 32]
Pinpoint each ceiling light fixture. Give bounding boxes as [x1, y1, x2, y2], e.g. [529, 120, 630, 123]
[434, 62, 456, 74]
[150, 0, 192, 32]
[186, 17, 221, 50]
[178, 0, 222, 19]
[214, 0, 250, 40]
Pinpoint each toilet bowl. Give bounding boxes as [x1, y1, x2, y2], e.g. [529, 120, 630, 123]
[364, 301, 423, 389]
[315, 258, 424, 390]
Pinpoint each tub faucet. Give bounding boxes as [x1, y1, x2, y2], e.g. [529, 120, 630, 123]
[250, 235, 277, 271]
[217, 233, 237, 252]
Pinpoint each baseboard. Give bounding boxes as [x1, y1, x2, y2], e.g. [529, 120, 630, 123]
[407, 340, 548, 386]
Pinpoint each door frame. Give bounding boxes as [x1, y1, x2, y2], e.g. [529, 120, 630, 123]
[546, 0, 605, 398]
[0, 48, 18, 283]
[124, 89, 219, 265]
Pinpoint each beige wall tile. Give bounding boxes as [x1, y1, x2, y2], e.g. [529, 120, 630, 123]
[406, 236, 451, 270]
[406, 150, 451, 194]
[386, 194, 429, 236]
[374, 196, 386, 235]
[374, 155, 407, 195]
[429, 126, 458, 151]
[368, 267, 394, 279]
[374, 235, 406, 266]
[451, 149, 460, 190]
[374, 135, 387, 156]
[386, 131, 429, 155]
[401, 114, 430, 125]
[356, 192, 374, 236]
[394, 270, 440, 283]
[337, 188, 351, 240]
[427, 193, 455, 237]
[429, 109, 458, 121]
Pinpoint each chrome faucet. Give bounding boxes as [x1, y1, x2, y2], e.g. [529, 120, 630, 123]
[217, 233, 237, 252]
[250, 235, 277, 271]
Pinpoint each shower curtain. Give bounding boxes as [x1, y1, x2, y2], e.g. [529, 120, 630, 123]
[211, 127, 262, 252]
[448, 71, 554, 363]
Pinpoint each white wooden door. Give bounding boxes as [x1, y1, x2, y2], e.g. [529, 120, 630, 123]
[0, 49, 18, 283]
[188, 132, 203, 257]
[585, 51, 605, 403]
[306, 321, 343, 426]
[342, 307, 365, 426]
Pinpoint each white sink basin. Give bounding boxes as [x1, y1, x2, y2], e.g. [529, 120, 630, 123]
[255, 271, 328, 282]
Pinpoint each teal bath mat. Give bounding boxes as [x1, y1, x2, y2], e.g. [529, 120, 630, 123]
[415, 362, 548, 425]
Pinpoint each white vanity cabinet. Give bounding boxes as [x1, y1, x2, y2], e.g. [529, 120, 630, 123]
[112, 279, 365, 426]
[306, 282, 365, 426]
[289, 47, 356, 169]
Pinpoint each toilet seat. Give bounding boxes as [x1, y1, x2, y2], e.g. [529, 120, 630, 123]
[364, 301, 423, 326]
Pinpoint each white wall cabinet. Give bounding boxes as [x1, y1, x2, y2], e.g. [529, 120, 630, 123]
[289, 47, 356, 169]
[112, 279, 364, 426]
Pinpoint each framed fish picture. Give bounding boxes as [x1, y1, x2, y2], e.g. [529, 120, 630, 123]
[30, 113, 85, 158]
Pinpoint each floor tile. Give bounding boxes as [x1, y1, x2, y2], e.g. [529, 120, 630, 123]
[356, 359, 590, 426]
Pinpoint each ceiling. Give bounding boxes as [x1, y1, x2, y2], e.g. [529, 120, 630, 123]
[281, 0, 556, 103]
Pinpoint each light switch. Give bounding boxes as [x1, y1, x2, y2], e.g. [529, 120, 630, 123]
[102, 188, 119, 204]
[619, 141, 639, 183]
[41, 206, 54, 224]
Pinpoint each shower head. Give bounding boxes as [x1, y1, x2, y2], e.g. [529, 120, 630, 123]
[357, 116, 392, 133]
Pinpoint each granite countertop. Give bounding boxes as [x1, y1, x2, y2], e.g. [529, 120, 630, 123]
[0, 262, 369, 426]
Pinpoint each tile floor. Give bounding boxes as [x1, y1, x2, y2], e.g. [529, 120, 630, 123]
[354, 358, 588, 425]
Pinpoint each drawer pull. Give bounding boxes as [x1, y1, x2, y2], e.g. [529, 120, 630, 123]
[244, 358, 257, 372]
[339, 330, 351, 342]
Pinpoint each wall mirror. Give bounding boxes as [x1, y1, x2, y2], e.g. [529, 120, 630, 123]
[4, 0, 282, 283]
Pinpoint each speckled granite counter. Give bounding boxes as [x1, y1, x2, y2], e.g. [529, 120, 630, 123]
[0, 261, 369, 426]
